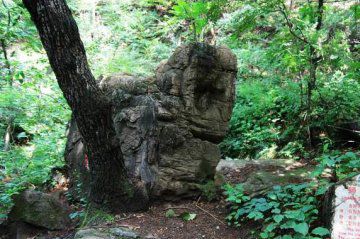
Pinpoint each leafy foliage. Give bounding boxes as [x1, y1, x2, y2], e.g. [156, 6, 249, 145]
[223, 149, 360, 238]
[312, 150, 360, 180]
[224, 183, 330, 239]
[0, 1, 71, 218]
[199, 180, 218, 201]
[220, 0, 360, 159]
[170, 0, 226, 41]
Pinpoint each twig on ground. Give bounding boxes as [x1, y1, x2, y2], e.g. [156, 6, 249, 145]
[164, 206, 193, 211]
[194, 204, 226, 225]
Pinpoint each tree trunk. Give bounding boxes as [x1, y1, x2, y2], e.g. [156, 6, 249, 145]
[3, 118, 13, 151]
[307, 45, 317, 147]
[23, 0, 147, 211]
[305, 0, 324, 148]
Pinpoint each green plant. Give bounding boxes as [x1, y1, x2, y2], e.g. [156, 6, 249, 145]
[224, 183, 330, 238]
[223, 184, 250, 210]
[180, 212, 197, 221]
[171, 0, 226, 42]
[165, 209, 176, 218]
[219, 0, 360, 159]
[312, 150, 360, 181]
[199, 180, 218, 201]
[80, 208, 115, 227]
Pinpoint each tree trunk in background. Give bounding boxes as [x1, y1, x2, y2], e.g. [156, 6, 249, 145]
[3, 118, 13, 151]
[306, 0, 324, 148]
[23, 0, 146, 211]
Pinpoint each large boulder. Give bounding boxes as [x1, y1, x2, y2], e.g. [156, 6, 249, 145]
[65, 43, 237, 200]
[215, 159, 314, 196]
[8, 190, 71, 230]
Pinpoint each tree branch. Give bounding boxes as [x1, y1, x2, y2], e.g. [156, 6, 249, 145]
[278, 3, 309, 44]
[316, 0, 324, 30]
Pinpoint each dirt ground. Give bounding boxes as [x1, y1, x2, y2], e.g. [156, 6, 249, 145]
[113, 200, 256, 239]
[3, 199, 257, 239]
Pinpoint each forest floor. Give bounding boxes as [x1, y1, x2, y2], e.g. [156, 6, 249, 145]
[6, 198, 256, 239]
[1, 158, 313, 239]
[110, 200, 255, 239]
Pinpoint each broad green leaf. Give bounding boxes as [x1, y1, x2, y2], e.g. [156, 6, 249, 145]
[311, 227, 330, 236]
[293, 222, 309, 236]
[273, 214, 284, 223]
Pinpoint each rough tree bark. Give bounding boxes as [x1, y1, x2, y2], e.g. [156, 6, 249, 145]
[23, 0, 147, 211]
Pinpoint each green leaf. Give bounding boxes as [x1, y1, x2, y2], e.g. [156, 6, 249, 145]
[284, 210, 304, 220]
[271, 208, 281, 214]
[260, 232, 269, 238]
[273, 214, 284, 223]
[248, 211, 264, 220]
[311, 227, 330, 236]
[280, 220, 296, 229]
[165, 209, 176, 218]
[265, 222, 277, 232]
[180, 212, 197, 221]
[293, 222, 309, 236]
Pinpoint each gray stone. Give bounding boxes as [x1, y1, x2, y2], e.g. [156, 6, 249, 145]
[74, 227, 140, 239]
[74, 228, 108, 239]
[8, 190, 71, 230]
[144, 234, 159, 239]
[65, 43, 237, 200]
[109, 227, 140, 238]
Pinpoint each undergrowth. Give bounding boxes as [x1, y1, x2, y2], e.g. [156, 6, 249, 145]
[223, 150, 360, 239]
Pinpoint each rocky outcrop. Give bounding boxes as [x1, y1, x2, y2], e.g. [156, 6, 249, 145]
[65, 43, 237, 200]
[8, 190, 71, 230]
[215, 159, 314, 196]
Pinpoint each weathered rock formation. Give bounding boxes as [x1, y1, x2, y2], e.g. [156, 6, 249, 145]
[65, 43, 237, 200]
